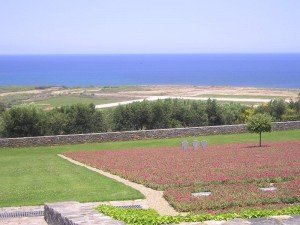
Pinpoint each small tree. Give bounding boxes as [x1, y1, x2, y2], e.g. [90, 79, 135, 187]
[247, 113, 272, 147]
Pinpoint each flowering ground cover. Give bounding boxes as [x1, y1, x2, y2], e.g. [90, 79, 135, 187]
[65, 141, 300, 213]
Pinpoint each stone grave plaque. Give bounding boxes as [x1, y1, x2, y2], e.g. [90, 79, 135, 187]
[259, 187, 277, 192]
[192, 192, 211, 197]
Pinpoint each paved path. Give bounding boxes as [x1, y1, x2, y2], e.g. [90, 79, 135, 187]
[44, 201, 124, 225]
[59, 154, 179, 216]
[0, 200, 148, 225]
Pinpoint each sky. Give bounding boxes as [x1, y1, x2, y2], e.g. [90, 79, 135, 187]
[0, 0, 300, 54]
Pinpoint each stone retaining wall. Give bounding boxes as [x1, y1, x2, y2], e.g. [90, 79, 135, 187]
[0, 121, 299, 148]
[44, 202, 124, 225]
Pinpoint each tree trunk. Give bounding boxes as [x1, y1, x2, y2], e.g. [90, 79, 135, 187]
[259, 132, 262, 147]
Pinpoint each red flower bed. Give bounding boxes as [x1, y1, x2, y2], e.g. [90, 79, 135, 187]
[65, 141, 300, 213]
[164, 179, 300, 213]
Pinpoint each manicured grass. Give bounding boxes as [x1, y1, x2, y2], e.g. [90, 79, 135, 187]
[0, 130, 299, 207]
[0, 148, 143, 207]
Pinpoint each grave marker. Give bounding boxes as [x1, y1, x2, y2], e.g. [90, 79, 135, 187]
[260, 187, 277, 192]
[181, 140, 189, 151]
[201, 140, 207, 150]
[192, 192, 211, 197]
[193, 140, 199, 151]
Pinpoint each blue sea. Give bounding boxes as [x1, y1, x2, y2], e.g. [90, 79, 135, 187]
[0, 54, 299, 88]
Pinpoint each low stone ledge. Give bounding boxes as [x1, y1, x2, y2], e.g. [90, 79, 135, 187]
[1, 121, 299, 148]
[44, 201, 124, 225]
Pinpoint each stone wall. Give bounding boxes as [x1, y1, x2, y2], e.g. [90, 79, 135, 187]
[0, 121, 299, 148]
[44, 202, 124, 225]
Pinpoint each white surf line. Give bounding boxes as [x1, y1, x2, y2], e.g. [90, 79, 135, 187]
[58, 154, 179, 216]
[95, 95, 275, 109]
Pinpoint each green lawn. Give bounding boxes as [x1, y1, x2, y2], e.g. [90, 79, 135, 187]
[0, 130, 299, 207]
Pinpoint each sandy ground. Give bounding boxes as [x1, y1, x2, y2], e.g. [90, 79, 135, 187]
[1, 85, 299, 107]
[1, 85, 298, 98]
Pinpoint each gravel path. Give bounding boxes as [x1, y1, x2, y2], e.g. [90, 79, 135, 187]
[58, 154, 179, 216]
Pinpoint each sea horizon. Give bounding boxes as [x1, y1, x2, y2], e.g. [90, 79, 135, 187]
[1, 53, 300, 88]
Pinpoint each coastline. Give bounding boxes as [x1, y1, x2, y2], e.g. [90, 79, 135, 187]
[0, 85, 299, 109]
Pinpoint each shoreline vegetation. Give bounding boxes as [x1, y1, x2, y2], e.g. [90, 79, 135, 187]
[0, 85, 299, 138]
[0, 85, 299, 109]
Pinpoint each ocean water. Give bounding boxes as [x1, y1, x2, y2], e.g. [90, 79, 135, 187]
[0, 54, 299, 88]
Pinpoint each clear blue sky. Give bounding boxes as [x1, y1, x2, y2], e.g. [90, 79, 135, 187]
[0, 0, 300, 54]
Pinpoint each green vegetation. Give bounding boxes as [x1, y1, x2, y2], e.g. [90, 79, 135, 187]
[100, 85, 148, 93]
[1, 105, 48, 137]
[198, 94, 288, 99]
[255, 98, 300, 121]
[0, 86, 34, 93]
[55, 103, 107, 134]
[98, 205, 300, 225]
[0, 130, 299, 207]
[0, 103, 5, 115]
[34, 95, 122, 108]
[111, 97, 300, 132]
[0, 97, 299, 138]
[0, 104, 107, 137]
[247, 113, 272, 147]
[0, 93, 33, 107]
[112, 99, 247, 131]
[0, 148, 143, 207]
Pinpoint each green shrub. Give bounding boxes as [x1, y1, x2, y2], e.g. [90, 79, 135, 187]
[268, 99, 287, 121]
[282, 109, 300, 121]
[59, 103, 108, 134]
[97, 205, 300, 225]
[1, 105, 48, 137]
